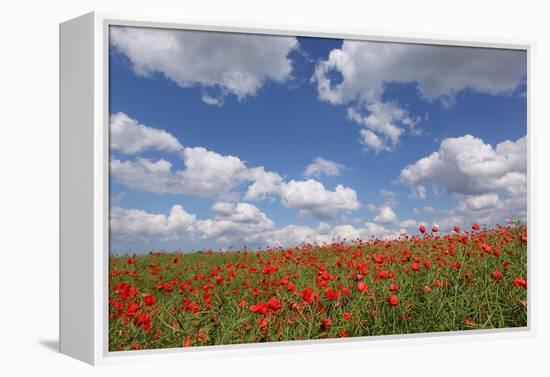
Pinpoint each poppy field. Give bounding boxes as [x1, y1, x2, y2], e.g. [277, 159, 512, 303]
[109, 222, 528, 351]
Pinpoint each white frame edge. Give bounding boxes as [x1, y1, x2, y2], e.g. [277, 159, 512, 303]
[59, 11, 536, 365]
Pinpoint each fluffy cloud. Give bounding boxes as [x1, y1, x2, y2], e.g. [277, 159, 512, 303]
[110, 112, 183, 154]
[374, 205, 398, 224]
[211, 202, 273, 224]
[111, 158, 181, 193]
[111, 144, 282, 199]
[363, 222, 400, 238]
[359, 129, 388, 153]
[462, 193, 501, 211]
[347, 102, 419, 152]
[178, 147, 252, 196]
[313, 40, 526, 107]
[243, 167, 284, 201]
[304, 157, 345, 177]
[110, 26, 298, 105]
[110, 205, 196, 243]
[279, 179, 361, 220]
[399, 135, 527, 196]
[111, 202, 274, 245]
[400, 134, 527, 230]
[195, 202, 275, 244]
[399, 219, 417, 229]
[434, 192, 525, 232]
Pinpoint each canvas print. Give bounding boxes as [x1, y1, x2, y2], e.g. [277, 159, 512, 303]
[108, 25, 528, 352]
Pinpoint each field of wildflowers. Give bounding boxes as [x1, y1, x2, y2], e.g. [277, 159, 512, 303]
[109, 223, 527, 351]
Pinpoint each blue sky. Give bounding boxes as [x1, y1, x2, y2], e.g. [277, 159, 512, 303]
[108, 26, 527, 254]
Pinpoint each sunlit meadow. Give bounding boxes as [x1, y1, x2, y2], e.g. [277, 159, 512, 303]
[109, 223, 527, 351]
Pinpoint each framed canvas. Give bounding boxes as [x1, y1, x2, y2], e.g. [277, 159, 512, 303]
[60, 12, 534, 365]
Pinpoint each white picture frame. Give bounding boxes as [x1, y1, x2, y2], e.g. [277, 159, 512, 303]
[59, 11, 535, 365]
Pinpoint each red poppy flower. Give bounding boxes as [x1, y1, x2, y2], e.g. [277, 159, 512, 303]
[343, 312, 352, 321]
[299, 287, 316, 304]
[324, 287, 340, 300]
[512, 277, 527, 289]
[183, 335, 191, 347]
[472, 223, 480, 231]
[388, 294, 399, 306]
[376, 270, 388, 280]
[135, 311, 152, 331]
[357, 281, 367, 292]
[267, 297, 282, 312]
[453, 226, 460, 232]
[320, 318, 332, 331]
[432, 226, 438, 233]
[411, 263, 421, 271]
[142, 293, 155, 306]
[491, 268, 503, 281]
[250, 302, 268, 315]
[125, 302, 139, 317]
[419, 225, 426, 234]
[388, 283, 398, 292]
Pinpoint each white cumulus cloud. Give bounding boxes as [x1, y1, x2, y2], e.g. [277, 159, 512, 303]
[399, 134, 527, 196]
[110, 26, 298, 105]
[399, 134, 527, 231]
[462, 193, 501, 211]
[279, 179, 361, 220]
[195, 202, 275, 244]
[110, 205, 196, 243]
[399, 219, 418, 229]
[374, 205, 398, 224]
[347, 102, 419, 152]
[110, 112, 183, 154]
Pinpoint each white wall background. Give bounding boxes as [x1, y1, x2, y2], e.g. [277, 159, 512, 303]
[0, 0, 548, 375]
